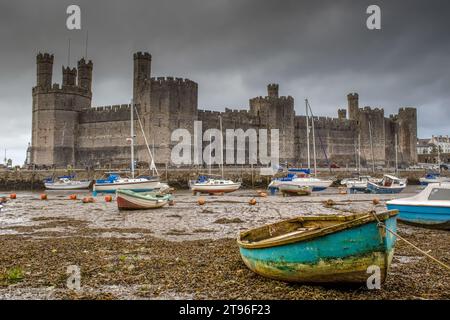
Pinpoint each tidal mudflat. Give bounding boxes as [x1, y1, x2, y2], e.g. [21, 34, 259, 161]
[0, 187, 448, 299]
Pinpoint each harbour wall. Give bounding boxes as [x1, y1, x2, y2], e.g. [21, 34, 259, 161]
[0, 168, 439, 191]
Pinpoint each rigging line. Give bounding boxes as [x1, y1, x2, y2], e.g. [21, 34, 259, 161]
[306, 101, 330, 168]
[134, 105, 159, 176]
[371, 211, 450, 271]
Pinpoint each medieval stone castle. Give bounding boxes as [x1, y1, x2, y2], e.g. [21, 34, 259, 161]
[30, 51, 417, 168]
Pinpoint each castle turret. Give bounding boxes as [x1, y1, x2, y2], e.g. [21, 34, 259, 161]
[36, 53, 54, 88]
[77, 58, 93, 91]
[62, 66, 77, 86]
[267, 83, 279, 98]
[133, 52, 152, 106]
[347, 93, 359, 120]
[397, 107, 418, 164]
[338, 109, 347, 119]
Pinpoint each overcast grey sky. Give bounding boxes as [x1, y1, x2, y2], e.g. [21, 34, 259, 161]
[1, 0, 449, 165]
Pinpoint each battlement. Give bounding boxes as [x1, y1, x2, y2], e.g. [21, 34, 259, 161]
[63, 66, 77, 73]
[295, 115, 355, 130]
[150, 77, 198, 87]
[398, 107, 416, 114]
[78, 58, 93, 68]
[90, 104, 131, 112]
[359, 106, 384, 114]
[249, 96, 294, 103]
[36, 52, 54, 63]
[347, 93, 359, 100]
[32, 83, 91, 97]
[134, 52, 152, 60]
[79, 104, 133, 123]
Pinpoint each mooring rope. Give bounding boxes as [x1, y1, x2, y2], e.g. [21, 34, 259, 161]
[371, 211, 450, 271]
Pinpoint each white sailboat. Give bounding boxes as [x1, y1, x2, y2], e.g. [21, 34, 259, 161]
[189, 115, 241, 194]
[275, 99, 332, 192]
[94, 100, 168, 194]
[45, 176, 91, 190]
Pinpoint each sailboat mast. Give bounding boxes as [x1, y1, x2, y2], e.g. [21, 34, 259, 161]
[310, 107, 317, 178]
[130, 99, 135, 178]
[437, 139, 441, 173]
[209, 132, 212, 176]
[219, 115, 224, 179]
[395, 133, 398, 174]
[305, 99, 311, 171]
[368, 121, 375, 173]
[358, 133, 361, 173]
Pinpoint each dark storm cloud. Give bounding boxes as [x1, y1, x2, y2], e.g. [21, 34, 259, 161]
[1, 0, 450, 163]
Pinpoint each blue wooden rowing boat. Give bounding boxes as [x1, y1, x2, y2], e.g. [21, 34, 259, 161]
[237, 211, 398, 284]
[387, 183, 450, 230]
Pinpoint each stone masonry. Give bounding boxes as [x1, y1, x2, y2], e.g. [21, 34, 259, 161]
[30, 52, 418, 168]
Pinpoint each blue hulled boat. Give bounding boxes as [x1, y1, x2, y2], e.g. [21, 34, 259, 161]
[367, 174, 406, 194]
[237, 211, 398, 284]
[387, 183, 450, 230]
[419, 172, 450, 186]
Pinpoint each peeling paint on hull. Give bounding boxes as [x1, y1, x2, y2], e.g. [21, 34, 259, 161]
[238, 216, 397, 284]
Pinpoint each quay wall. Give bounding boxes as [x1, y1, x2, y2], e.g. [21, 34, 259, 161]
[0, 168, 436, 191]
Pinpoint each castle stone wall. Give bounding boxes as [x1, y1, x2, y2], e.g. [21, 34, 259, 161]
[30, 51, 418, 169]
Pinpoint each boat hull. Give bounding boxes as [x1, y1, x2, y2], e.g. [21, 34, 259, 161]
[238, 215, 397, 284]
[419, 178, 450, 186]
[93, 180, 161, 193]
[367, 182, 405, 194]
[386, 203, 450, 230]
[278, 184, 312, 196]
[116, 191, 170, 210]
[190, 183, 241, 194]
[45, 181, 91, 190]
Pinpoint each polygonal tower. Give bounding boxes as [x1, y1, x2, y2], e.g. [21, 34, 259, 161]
[133, 52, 152, 108]
[31, 53, 92, 167]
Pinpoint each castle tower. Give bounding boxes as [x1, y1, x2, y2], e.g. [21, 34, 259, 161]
[347, 93, 359, 120]
[133, 52, 152, 106]
[77, 58, 93, 92]
[31, 53, 92, 167]
[62, 66, 77, 86]
[249, 84, 295, 163]
[338, 109, 347, 119]
[397, 107, 418, 164]
[267, 84, 279, 98]
[36, 53, 54, 88]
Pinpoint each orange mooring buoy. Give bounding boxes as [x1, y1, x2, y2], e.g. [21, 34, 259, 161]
[82, 197, 94, 204]
[69, 194, 77, 200]
[198, 198, 206, 206]
[40, 194, 47, 200]
[104, 195, 113, 202]
[10, 193, 17, 200]
[372, 198, 380, 205]
[249, 198, 257, 205]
